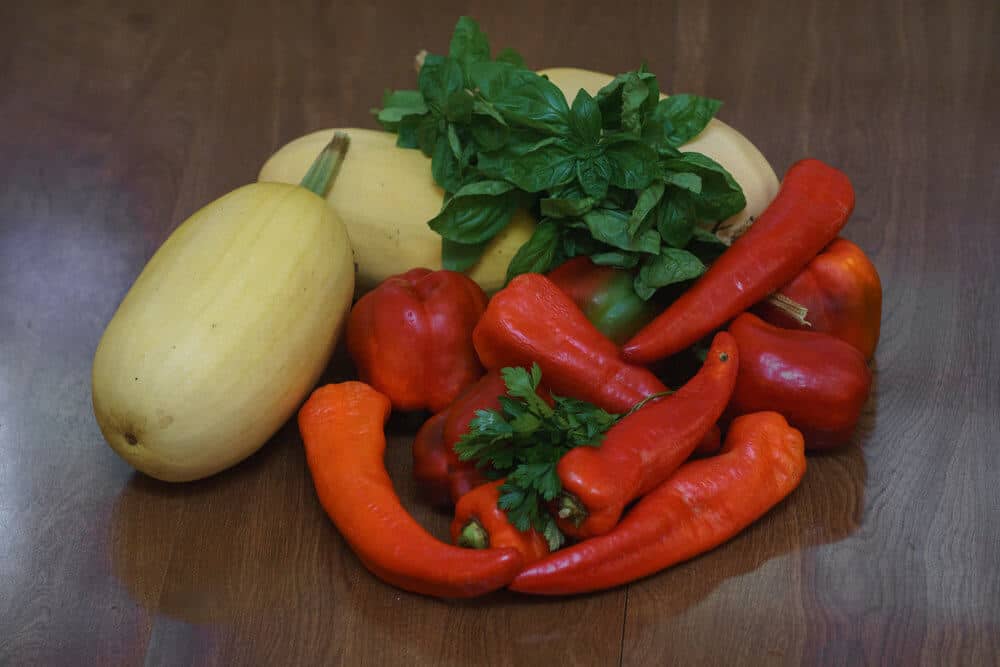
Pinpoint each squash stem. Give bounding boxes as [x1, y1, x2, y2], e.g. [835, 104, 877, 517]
[299, 132, 350, 197]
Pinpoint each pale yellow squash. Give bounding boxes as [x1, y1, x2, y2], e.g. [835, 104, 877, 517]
[258, 128, 535, 293]
[92, 178, 354, 482]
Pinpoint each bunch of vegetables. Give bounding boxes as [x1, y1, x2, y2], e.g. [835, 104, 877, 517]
[92, 16, 880, 599]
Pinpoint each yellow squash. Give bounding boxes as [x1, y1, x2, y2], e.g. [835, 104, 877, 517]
[258, 128, 535, 293]
[92, 138, 354, 482]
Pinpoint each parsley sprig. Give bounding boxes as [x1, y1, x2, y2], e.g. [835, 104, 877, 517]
[376, 16, 743, 299]
[454, 364, 619, 551]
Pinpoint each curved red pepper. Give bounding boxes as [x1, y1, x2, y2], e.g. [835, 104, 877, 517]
[755, 237, 882, 360]
[727, 312, 872, 449]
[451, 480, 551, 566]
[473, 273, 665, 414]
[546, 257, 657, 345]
[298, 382, 522, 598]
[509, 412, 806, 595]
[554, 332, 738, 539]
[347, 268, 487, 413]
[624, 159, 855, 364]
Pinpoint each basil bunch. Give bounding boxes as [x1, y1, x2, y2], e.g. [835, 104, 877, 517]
[376, 17, 746, 299]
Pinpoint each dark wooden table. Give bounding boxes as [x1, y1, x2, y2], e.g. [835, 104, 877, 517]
[2, 1, 998, 664]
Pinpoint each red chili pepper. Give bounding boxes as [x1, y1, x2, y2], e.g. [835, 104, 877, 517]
[727, 312, 872, 449]
[451, 480, 551, 566]
[298, 381, 522, 598]
[473, 273, 666, 414]
[546, 257, 657, 345]
[755, 237, 882, 360]
[623, 159, 855, 364]
[509, 412, 806, 595]
[347, 268, 487, 413]
[553, 332, 738, 539]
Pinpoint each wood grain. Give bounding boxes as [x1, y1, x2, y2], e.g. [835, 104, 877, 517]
[1, 0, 998, 665]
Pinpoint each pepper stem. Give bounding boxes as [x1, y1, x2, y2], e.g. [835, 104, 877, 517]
[555, 492, 588, 528]
[457, 519, 489, 549]
[766, 292, 812, 327]
[299, 132, 350, 198]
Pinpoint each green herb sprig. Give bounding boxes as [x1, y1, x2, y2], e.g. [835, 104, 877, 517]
[453, 364, 619, 551]
[376, 16, 744, 299]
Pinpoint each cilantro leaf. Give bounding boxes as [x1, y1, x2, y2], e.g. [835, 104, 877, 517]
[454, 363, 620, 550]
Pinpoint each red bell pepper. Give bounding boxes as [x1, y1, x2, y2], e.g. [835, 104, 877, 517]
[553, 332, 738, 538]
[727, 313, 872, 449]
[473, 273, 666, 414]
[347, 268, 487, 413]
[624, 159, 855, 364]
[412, 371, 515, 506]
[509, 412, 806, 595]
[546, 257, 657, 345]
[755, 237, 882, 360]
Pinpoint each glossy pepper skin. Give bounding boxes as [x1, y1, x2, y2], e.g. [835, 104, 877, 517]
[546, 257, 657, 345]
[510, 412, 806, 595]
[755, 237, 882, 360]
[473, 273, 666, 414]
[624, 159, 855, 364]
[727, 313, 872, 449]
[347, 268, 487, 413]
[554, 332, 739, 539]
[451, 480, 550, 566]
[298, 382, 522, 598]
[412, 371, 512, 506]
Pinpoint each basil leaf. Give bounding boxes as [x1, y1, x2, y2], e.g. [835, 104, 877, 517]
[569, 89, 602, 145]
[469, 61, 570, 134]
[398, 113, 440, 155]
[432, 133, 464, 193]
[470, 113, 508, 152]
[444, 90, 474, 123]
[583, 208, 660, 253]
[634, 248, 707, 299]
[655, 191, 697, 248]
[605, 140, 658, 190]
[541, 196, 596, 218]
[429, 180, 519, 244]
[663, 152, 746, 221]
[477, 137, 577, 192]
[449, 16, 491, 70]
[577, 155, 612, 200]
[419, 58, 465, 110]
[495, 47, 526, 67]
[663, 171, 702, 193]
[629, 181, 665, 236]
[651, 94, 722, 146]
[589, 250, 640, 269]
[441, 238, 490, 272]
[595, 67, 658, 132]
[505, 220, 562, 281]
[376, 89, 428, 129]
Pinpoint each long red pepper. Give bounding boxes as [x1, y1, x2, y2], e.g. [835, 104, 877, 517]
[510, 412, 806, 595]
[554, 332, 738, 538]
[451, 480, 551, 566]
[623, 159, 855, 364]
[298, 382, 522, 598]
[473, 273, 666, 414]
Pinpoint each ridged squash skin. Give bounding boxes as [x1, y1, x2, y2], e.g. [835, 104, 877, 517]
[539, 68, 780, 239]
[258, 128, 535, 293]
[92, 182, 354, 482]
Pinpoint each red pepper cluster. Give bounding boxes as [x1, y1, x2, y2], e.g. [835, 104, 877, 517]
[299, 157, 880, 598]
